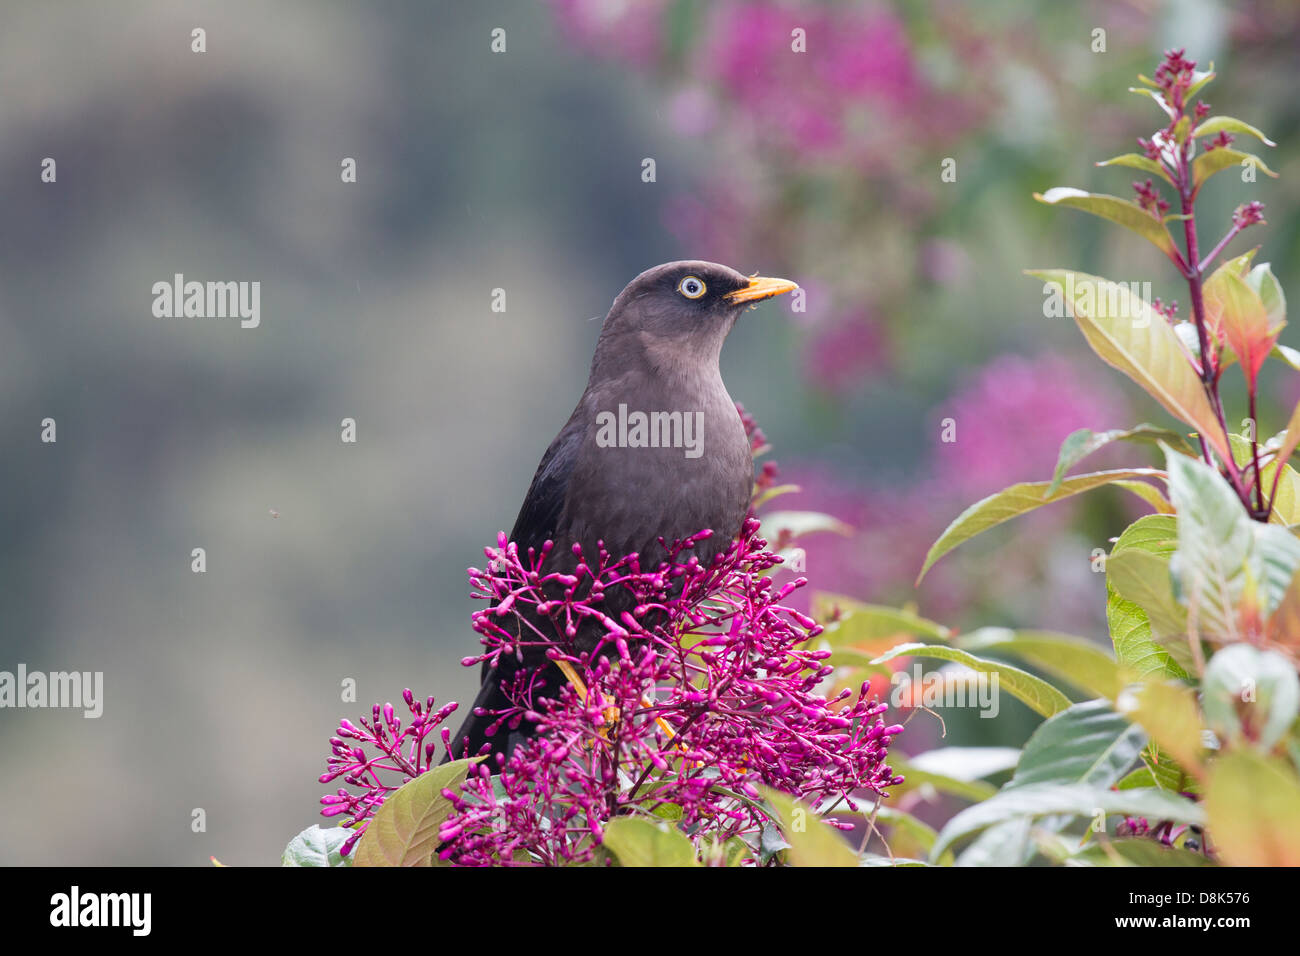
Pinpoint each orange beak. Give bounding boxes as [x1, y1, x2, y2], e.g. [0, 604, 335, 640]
[724, 275, 799, 305]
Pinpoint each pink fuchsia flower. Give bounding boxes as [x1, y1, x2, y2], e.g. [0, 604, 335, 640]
[318, 690, 460, 856]
[438, 517, 905, 866]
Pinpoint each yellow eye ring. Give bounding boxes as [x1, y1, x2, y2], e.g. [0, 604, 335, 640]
[677, 276, 707, 299]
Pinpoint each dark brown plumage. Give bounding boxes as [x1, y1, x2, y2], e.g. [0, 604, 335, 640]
[446, 260, 797, 761]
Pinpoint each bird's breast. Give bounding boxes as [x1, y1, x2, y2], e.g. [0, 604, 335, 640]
[560, 385, 752, 569]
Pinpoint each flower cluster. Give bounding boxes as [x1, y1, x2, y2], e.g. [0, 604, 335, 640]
[318, 690, 459, 856]
[1116, 814, 1206, 855]
[436, 518, 905, 866]
[1132, 178, 1170, 218]
[1151, 47, 1199, 108]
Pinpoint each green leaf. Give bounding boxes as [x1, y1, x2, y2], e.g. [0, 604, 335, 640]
[1110, 550, 1195, 671]
[1267, 568, 1300, 643]
[1193, 148, 1278, 192]
[918, 468, 1166, 582]
[1192, 115, 1277, 148]
[352, 758, 481, 867]
[1111, 479, 1175, 514]
[1070, 839, 1215, 866]
[1250, 407, 1300, 526]
[1145, 747, 1198, 792]
[758, 510, 851, 540]
[759, 788, 858, 867]
[757, 821, 790, 864]
[817, 599, 950, 655]
[1111, 512, 1179, 554]
[954, 817, 1034, 867]
[1031, 270, 1231, 465]
[1246, 262, 1286, 329]
[1115, 765, 1160, 790]
[1273, 343, 1300, 371]
[871, 806, 953, 865]
[1127, 86, 1176, 119]
[906, 746, 1023, 780]
[976, 702, 1151, 865]
[930, 783, 1203, 861]
[1164, 446, 1250, 633]
[1166, 447, 1300, 637]
[1114, 679, 1205, 774]
[752, 483, 801, 508]
[1096, 153, 1173, 186]
[1265, 404, 1300, 507]
[1118, 746, 1195, 792]
[1006, 700, 1147, 790]
[1106, 515, 1192, 668]
[822, 647, 897, 675]
[650, 801, 685, 822]
[1106, 583, 1190, 680]
[1033, 188, 1179, 261]
[601, 817, 699, 867]
[1204, 261, 1280, 388]
[1185, 63, 1217, 99]
[957, 628, 1125, 700]
[889, 764, 997, 803]
[1201, 643, 1300, 752]
[282, 825, 354, 867]
[1265, 463, 1300, 526]
[1205, 751, 1300, 865]
[720, 836, 751, 867]
[871, 643, 1072, 717]
[858, 855, 931, 867]
[890, 749, 1010, 803]
[1046, 425, 1192, 497]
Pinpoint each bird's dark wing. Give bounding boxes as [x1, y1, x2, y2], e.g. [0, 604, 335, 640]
[449, 418, 584, 765]
[507, 413, 583, 553]
[469, 412, 583, 688]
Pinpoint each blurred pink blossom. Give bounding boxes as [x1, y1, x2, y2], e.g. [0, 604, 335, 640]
[697, 1, 924, 159]
[803, 311, 891, 394]
[771, 354, 1134, 624]
[668, 86, 719, 137]
[549, 0, 669, 67]
[921, 239, 972, 285]
[931, 354, 1130, 500]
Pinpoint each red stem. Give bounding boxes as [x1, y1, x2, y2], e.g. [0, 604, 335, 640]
[1172, 127, 1262, 518]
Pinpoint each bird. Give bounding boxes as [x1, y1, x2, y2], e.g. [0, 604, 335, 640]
[446, 260, 797, 763]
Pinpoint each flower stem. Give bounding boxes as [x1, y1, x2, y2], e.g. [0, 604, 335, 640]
[1175, 138, 1259, 517]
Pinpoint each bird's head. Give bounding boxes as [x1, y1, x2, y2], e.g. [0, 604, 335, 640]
[594, 260, 798, 373]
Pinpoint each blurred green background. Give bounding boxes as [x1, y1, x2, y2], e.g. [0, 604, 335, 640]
[1, 0, 1297, 863]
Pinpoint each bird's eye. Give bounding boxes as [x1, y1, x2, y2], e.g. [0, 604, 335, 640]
[677, 276, 706, 299]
